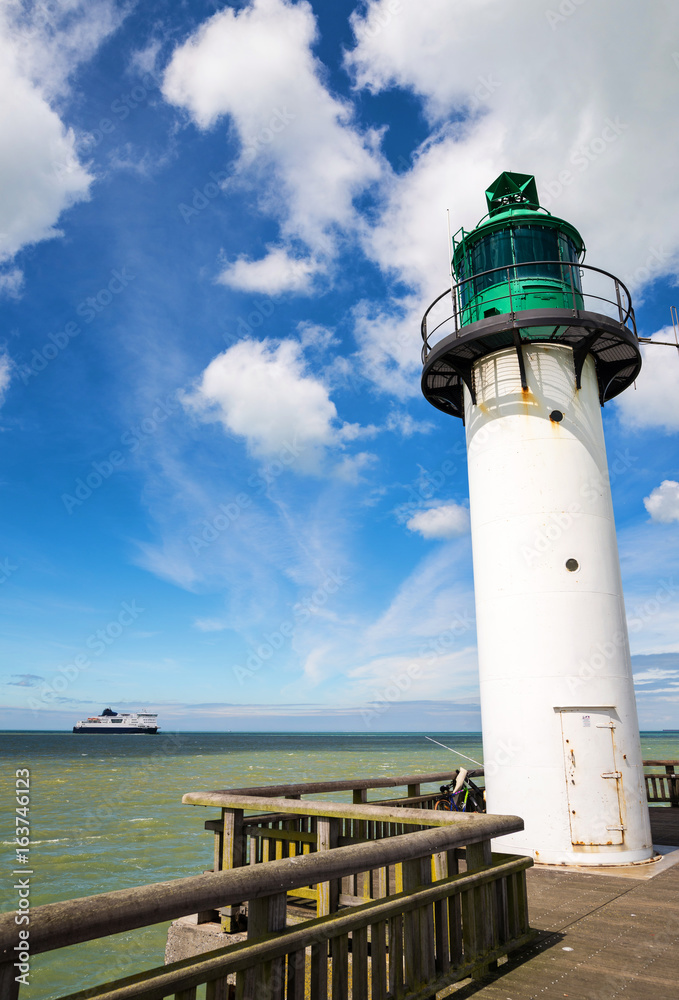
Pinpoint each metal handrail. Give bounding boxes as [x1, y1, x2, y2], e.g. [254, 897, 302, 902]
[422, 261, 636, 360]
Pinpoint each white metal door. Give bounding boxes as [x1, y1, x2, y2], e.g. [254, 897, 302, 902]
[559, 710, 624, 846]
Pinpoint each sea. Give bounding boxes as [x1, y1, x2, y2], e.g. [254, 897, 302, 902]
[2, 729, 678, 999]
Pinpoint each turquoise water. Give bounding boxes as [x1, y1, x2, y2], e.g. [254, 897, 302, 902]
[2, 730, 678, 998]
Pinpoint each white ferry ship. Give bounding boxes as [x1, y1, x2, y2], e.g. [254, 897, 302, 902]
[72, 707, 159, 734]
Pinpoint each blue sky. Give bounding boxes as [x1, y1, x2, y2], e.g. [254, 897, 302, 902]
[1, 0, 678, 732]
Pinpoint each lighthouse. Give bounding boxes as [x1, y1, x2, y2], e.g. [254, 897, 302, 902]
[421, 172, 653, 865]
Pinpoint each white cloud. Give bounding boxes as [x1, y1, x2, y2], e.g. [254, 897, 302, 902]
[334, 451, 378, 483]
[0, 352, 12, 406]
[0, 2, 123, 264]
[386, 408, 434, 437]
[338, 422, 379, 442]
[633, 667, 679, 685]
[193, 618, 228, 632]
[218, 247, 322, 295]
[352, 295, 424, 398]
[298, 322, 339, 352]
[346, 0, 679, 391]
[0, 268, 23, 299]
[0, 46, 91, 263]
[614, 328, 679, 433]
[364, 541, 475, 651]
[162, 0, 382, 259]
[644, 481, 679, 524]
[182, 338, 338, 467]
[406, 503, 470, 539]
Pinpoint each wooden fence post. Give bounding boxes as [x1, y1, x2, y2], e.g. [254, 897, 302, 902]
[464, 839, 497, 980]
[0, 962, 19, 1000]
[236, 891, 287, 1000]
[221, 808, 244, 932]
[317, 817, 340, 916]
[402, 855, 435, 991]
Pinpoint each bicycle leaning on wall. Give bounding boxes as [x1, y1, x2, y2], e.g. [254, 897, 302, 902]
[434, 768, 485, 812]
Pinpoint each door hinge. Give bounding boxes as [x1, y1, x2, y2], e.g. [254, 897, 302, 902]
[601, 771, 622, 779]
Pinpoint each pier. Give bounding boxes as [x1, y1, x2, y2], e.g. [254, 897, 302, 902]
[1, 767, 678, 998]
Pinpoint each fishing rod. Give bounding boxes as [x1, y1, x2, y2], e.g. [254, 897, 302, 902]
[425, 735, 483, 767]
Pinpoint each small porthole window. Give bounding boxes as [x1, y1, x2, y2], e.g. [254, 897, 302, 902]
[565, 558, 579, 572]
[550, 410, 564, 422]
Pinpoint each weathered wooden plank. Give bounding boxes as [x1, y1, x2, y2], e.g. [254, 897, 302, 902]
[310, 941, 328, 1000]
[45, 866, 533, 1000]
[237, 891, 287, 1000]
[182, 793, 523, 846]
[175, 988, 197, 1000]
[317, 818, 340, 917]
[388, 914, 404, 998]
[0, 843, 529, 964]
[186, 771, 473, 800]
[434, 894, 450, 975]
[402, 856, 434, 989]
[221, 808, 245, 932]
[448, 888, 463, 968]
[331, 934, 349, 1000]
[243, 827, 316, 844]
[351, 925, 369, 1000]
[370, 921, 387, 1000]
[205, 979, 231, 1000]
[0, 963, 19, 1000]
[286, 948, 305, 1000]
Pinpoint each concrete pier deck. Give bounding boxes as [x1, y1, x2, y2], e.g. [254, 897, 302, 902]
[449, 807, 679, 999]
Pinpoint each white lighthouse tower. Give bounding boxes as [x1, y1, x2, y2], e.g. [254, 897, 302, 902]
[421, 173, 653, 865]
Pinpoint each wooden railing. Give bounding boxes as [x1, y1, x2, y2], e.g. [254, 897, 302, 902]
[0, 799, 529, 1000]
[644, 761, 679, 806]
[183, 771, 486, 928]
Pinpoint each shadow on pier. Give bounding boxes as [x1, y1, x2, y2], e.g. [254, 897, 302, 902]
[447, 806, 679, 1000]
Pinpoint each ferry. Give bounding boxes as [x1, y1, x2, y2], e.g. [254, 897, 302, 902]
[72, 707, 159, 734]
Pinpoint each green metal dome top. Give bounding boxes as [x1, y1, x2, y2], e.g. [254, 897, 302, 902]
[485, 171, 539, 215]
[452, 172, 585, 273]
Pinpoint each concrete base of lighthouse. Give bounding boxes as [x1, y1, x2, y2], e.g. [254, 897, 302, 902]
[464, 343, 653, 866]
